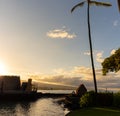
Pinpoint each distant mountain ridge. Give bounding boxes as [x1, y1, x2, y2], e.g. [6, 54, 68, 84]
[33, 81, 76, 90]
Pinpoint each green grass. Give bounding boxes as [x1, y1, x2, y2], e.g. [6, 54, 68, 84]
[66, 107, 120, 116]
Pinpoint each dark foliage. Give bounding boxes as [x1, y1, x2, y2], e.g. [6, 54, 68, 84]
[65, 91, 120, 110]
[96, 92, 113, 106]
[64, 94, 80, 110]
[113, 92, 120, 107]
[102, 48, 120, 75]
[80, 91, 96, 107]
[80, 91, 113, 108]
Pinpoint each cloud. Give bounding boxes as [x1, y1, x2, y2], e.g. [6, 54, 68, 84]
[84, 51, 90, 56]
[46, 28, 76, 39]
[96, 52, 104, 63]
[113, 20, 119, 26]
[110, 49, 116, 55]
[29, 66, 120, 92]
[29, 66, 94, 88]
[52, 66, 93, 80]
[53, 68, 67, 74]
[72, 66, 92, 76]
[84, 51, 104, 63]
[94, 49, 117, 64]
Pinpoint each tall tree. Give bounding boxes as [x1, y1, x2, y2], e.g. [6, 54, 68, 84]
[71, 0, 111, 93]
[102, 48, 120, 75]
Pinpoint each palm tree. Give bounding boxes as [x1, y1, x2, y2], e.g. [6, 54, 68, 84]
[71, 0, 111, 94]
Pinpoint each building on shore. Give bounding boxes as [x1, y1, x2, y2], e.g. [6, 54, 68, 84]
[0, 75, 37, 93]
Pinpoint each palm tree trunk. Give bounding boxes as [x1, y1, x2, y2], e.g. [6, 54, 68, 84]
[87, 1, 97, 93]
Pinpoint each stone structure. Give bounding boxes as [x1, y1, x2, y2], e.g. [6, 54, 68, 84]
[0, 75, 20, 92]
[0, 75, 35, 93]
[22, 79, 33, 92]
[76, 84, 87, 97]
[26, 78, 32, 92]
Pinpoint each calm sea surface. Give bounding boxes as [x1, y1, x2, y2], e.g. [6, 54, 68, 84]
[0, 90, 73, 116]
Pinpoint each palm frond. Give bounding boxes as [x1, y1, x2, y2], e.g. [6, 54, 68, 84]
[89, 1, 112, 7]
[71, 1, 86, 13]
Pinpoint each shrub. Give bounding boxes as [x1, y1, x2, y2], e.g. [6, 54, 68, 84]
[80, 91, 114, 108]
[96, 92, 113, 106]
[80, 91, 96, 108]
[113, 92, 120, 107]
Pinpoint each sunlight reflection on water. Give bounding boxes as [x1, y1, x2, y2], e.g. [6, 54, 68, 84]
[0, 98, 66, 116]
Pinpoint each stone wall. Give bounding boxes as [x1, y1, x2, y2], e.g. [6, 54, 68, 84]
[0, 76, 21, 91]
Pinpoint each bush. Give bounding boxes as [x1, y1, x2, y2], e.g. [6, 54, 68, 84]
[96, 92, 113, 106]
[113, 92, 120, 107]
[80, 91, 114, 108]
[80, 91, 96, 108]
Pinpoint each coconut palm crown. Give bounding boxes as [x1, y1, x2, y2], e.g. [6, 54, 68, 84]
[71, 0, 111, 94]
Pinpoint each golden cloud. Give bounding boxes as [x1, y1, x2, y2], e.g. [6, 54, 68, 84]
[47, 28, 76, 39]
[28, 66, 120, 92]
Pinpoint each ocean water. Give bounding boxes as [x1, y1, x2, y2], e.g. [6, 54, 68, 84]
[0, 90, 72, 116]
[38, 90, 74, 94]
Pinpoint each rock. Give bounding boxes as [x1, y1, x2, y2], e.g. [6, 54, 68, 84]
[76, 84, 87, 97]
[64, 84, 87, 110]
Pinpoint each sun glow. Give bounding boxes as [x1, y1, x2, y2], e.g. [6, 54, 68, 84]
[0, 62, 8, 75]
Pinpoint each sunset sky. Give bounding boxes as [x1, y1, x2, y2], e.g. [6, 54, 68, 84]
[0, 0, 120, 91]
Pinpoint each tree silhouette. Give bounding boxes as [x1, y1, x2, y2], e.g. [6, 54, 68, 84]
[118, 0, 120, 11]
[102, 48, 120, 75]
[71, 0, 111, 93]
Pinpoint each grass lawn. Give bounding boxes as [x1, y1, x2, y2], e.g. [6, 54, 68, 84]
[66, 107, 120, 116]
